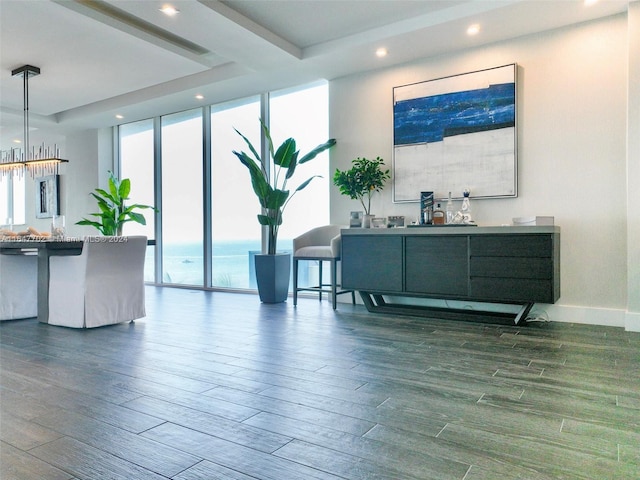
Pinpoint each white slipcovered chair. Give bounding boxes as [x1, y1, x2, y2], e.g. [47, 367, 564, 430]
[48, 236, 147, 328]
[0, 251, 38, 320]
[293, 225, 355, 309]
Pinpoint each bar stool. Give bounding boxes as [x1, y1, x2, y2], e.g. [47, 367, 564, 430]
[292, 225, 355, 309]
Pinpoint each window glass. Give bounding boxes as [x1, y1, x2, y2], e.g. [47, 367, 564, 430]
[210, 97, 262, 289]
[269, 82, 330, 291]
[269, 82, 330, 251]
[0, 175, 25, 227]
[119, 119, 155, 282]
[0, 176, 11, 226]
[13, 177, 25, 225]
[161, 109, 203, 285]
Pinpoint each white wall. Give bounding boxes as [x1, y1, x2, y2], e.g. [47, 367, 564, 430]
[330, 13, 635, 328]
[24, 128, 114, 238]
[627, 1, 640, 331]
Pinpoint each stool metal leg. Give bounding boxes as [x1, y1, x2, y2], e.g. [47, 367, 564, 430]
[331, 258, 337, 309]
[293, 258, 299, 306]
[318, 260, 323, 301]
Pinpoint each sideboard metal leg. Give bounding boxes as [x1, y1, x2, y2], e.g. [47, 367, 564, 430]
[514, 302, 534, 325]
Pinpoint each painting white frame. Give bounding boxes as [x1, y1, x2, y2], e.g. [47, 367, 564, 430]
[35, 174, 60, 219]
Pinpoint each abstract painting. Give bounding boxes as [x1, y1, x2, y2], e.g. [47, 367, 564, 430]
[35, 174, 60, 218]
[393, 64, 517, 202]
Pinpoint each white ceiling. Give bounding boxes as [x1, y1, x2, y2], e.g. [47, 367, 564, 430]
[0, 0, 630, 149]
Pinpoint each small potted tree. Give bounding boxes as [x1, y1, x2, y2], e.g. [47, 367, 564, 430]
[333, 156, 390, 227]
[233, 120, 336, 303]
[76, 171, 156, 236]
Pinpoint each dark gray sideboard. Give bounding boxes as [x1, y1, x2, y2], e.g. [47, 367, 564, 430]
[341, 226, 560, 324]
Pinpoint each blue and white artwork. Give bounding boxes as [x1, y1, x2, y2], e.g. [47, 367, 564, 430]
[392, 64, 517, 203]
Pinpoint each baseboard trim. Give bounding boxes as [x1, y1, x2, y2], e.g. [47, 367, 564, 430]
[625, 311, 640, 332]
[530, 304, 626, 328]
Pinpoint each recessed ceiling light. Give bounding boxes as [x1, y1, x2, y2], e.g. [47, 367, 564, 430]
[115, 114, 124, 119]
[467, 24, 481, 36]
[195, 94, 204, 100]
[584, 0, 598, 6]
[375, 47, 388, 58]
[160, 5, 180, 16]
[13, 139, 21, 144]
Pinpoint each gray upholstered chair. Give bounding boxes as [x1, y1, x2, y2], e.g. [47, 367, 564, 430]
[293, 225, 355, 309]
[0, 251, 38, 321]
[48, 236, 147, 328]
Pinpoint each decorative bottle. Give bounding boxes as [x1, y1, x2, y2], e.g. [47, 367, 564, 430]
[461, 189, 472, 223]
[433, 203, 445, 224]
[420, 191, 434, 225]
[445, 192, 455, 224]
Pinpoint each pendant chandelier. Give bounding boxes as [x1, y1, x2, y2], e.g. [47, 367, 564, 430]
[0, 65, 68, 178]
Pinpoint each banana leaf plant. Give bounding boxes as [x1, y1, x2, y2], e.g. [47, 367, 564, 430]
[233, 121, 336, 255]
[76, 171, 156, 236]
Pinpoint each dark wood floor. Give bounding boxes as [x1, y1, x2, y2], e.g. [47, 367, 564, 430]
[1, 287, 639, 480]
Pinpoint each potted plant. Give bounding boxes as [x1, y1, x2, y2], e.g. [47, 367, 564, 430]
[333, 156, 390, 227]
[233, 120, 336, 303]
[76, 171, 156, 236]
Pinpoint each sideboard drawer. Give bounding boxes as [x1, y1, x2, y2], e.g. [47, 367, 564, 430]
[470, 235, 551, 257]
[470, 257, 553, 279]
[470, 277, 555, 303]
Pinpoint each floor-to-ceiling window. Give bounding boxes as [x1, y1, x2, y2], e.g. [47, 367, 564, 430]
[210, 96, 261, 289]
[269, 83, 330, 250]
[118, 81, 329, 291]
[161, 109, 203, 285]
[269, 83, 331, 290]
[0, 175, 25, 228]
[119, 119, 155, 282]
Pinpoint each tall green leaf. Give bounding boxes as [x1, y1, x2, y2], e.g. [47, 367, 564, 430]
[118, 178, 131, 199]
[274, 138, 297, 168]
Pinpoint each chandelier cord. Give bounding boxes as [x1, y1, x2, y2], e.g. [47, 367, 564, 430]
[23, 69, 29, 159]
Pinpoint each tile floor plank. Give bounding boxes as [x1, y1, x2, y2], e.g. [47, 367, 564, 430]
[142, 422, 342, 480]
[122, 395, 293, 453]
[28, 436, 167, 480]
[0, 411, 64, 451]
[0, 441, 75, 480]
[30, 409, 201, 477]
[173, 459, 260, 479]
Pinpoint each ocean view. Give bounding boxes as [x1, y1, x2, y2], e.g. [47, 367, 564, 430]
[146, 239, 311, 289]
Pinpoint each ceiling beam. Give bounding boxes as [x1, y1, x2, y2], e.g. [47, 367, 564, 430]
[197, 0, 303, 60]
[53, 0, 223, 67]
